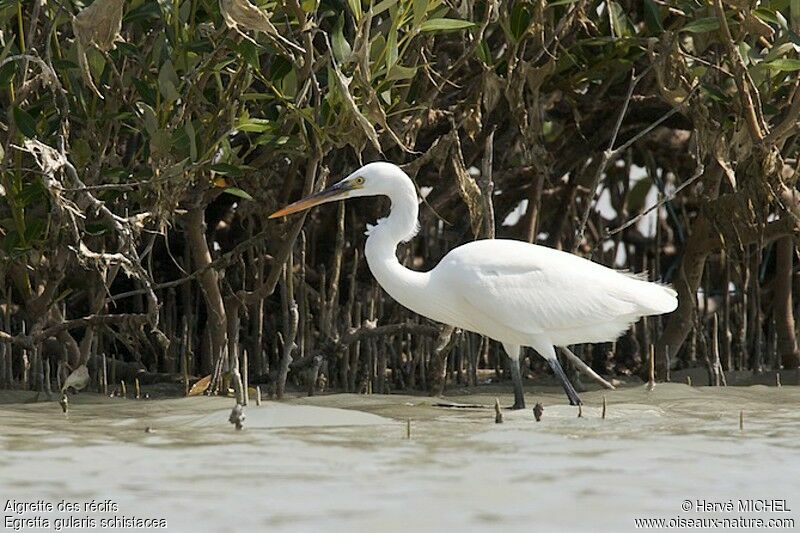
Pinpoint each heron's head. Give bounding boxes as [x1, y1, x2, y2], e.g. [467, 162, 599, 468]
[269, 162, 408, 218]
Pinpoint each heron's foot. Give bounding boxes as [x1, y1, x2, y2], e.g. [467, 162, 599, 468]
[509, 399, 526, 410]
[565, 384, 583, 406]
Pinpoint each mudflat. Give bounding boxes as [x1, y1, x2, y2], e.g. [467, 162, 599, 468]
[1, 384, 798, 532]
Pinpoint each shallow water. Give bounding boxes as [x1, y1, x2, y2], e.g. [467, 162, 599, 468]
[1, 384, 798, 532]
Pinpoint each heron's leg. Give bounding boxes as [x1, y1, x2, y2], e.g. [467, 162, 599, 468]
[509, 361, 526, 410]
[547, 357, 583, 406]
[529, 339, 583, 406]
[502, 343, 525, 410]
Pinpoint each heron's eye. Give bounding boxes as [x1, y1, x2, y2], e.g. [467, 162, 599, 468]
[353, 176, 365, 186]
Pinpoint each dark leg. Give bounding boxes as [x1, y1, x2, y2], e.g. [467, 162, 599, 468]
[548, 357, 582, 406]
[503, 344, 526, 410]
[509, 359, 526, 410]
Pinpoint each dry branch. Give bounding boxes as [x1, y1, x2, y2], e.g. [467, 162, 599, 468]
[0, 314, 148, 349]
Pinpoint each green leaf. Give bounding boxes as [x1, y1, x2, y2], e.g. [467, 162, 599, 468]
[510, 3, 533, 41]
[792, 0, 800, 32]
[86, 47, 106, 82]
[764, 58, 800, 70]
[123, 1, 161, 23]
[753, 7, 779, 25]
[71, 139, 91, 169]
[737, 41, 751, 66]
[680, 17, 720, 33]
[52, 59, 79, 70]
[386, 20, 399, 68]
[764, 42, 795, 62]
[100, 167, 130, 181]
[347, 0, 361, 21]
[12, 106, 37, 138]
[236, 40, 260, 70]
[115, 42, 139, 57]
[149, 130, 172, 158]
[18, 181, 46, 206]
[136, 102, 159, 136]
[24, 217, 45, 243]
[701, 83, 729, 103]
[269, 55, 292, 82]
[547, 0, 579, 5]
[158, 59, 180, 103]
[608, 2, 633, 37]
[185, 120, 197, 162]
[413, 0, 428, 27]
[133, 78, 157, 107]
[386, 64, 418, 80]
[419, 18, 475, 32]
[332, 12, 352, 63]
[236, 118, 273, 133]
[476, 40, 492, 65]
[186, 40, 214, 54]
[3, 229, 21, 253]
[210, 163, 245, 177]
[0, 60, 17, 86]
[372, 0, 397, 16]
[643, 0, 663, 32]
[223, 187, 254, 200]
[212, 162, 256, 177]
[280, 66, 298, 98]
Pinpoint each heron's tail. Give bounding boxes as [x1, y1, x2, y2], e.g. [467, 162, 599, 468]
[635, 280, 678, 315]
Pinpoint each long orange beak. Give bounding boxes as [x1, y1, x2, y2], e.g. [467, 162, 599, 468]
[269, 181, 352, 218]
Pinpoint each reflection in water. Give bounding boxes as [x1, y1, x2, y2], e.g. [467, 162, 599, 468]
[0, 384, 798, 532]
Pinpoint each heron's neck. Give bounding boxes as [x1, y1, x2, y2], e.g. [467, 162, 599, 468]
[364, 178, 428, 303]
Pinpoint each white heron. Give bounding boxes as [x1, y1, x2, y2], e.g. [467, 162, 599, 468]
[270, 162, 678, 407]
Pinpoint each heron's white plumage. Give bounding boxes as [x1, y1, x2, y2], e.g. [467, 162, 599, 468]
[272, 161, 678, 406]
[435, 239, 677, 347]
[342, 163, 677, 354]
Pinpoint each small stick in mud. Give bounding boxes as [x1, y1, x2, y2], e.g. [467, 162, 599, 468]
[242, 349, 249, 406]
[686, 375, 692, 387]
[532, 403, 543, 422]
[121, 380, 127, 398]
[406, 418, 411, 439]
[647, 344, 655, 390]
[776, 373, 782, 387]
[255, 386, 262, 406]
[102, 354, 108, 397]
[59, 392, 68, 414]
[602, 395, 607, 419]
[229, 404, 246, 431]
[739, 410, 744, 431]
[135, 378, 141, 399]
[494, 398, 503, 424]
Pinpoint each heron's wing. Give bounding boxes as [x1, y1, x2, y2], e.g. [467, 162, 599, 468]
[441, 240, 642, 336]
